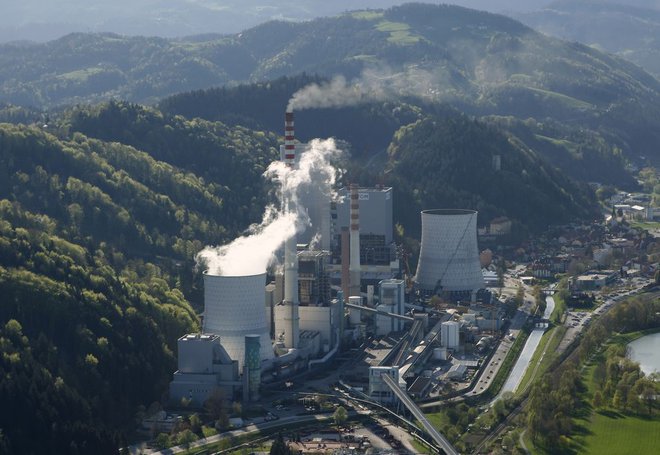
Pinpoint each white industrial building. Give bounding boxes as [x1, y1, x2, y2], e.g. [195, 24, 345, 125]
[203, 271, 274, 371]
[441, 320, 460, 349]
[169, 334, 241, 407]
[415, 209, 484, 299]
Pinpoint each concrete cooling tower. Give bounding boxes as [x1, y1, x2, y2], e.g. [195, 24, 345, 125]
[203, 271, 274, 371]
[414, 209, 484, 295]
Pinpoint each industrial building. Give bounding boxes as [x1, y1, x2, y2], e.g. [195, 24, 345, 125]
[170, 110, 421, 408]
[368, 366, 404, 404]
[440, 320, 460, 349]
[375, 279, 406, 336]
[328, 186, 399, 289]
[169, 334, 241, 407]
[415, 209, 484, 300]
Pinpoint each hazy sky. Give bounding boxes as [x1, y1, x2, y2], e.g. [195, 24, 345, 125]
[1, 1, 658, 42]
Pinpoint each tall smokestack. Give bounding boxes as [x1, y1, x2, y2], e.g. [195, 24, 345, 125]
[349, 184, 361, 298]
[284, 110, 295, 166]
[282, 109, 299, 348]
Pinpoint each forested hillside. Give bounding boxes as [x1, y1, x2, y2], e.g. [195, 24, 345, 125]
[387, 116, 600, 237]
[160, 74, 635, 187]
[2, 3, 660, 166]
[0, 117, 277, 452]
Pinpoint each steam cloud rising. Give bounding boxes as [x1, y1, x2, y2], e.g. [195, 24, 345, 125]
[198, 66, 442, 275]
[196, 138, 342, 276]
[287, 67, 444, 111]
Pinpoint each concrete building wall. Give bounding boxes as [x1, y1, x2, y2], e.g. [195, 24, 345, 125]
[375, 304, 394, 336]
[415, 209, 484, 294]
[203, 272, 273, 371]
[169, 333, 241, 407]
[441, 321, 460, 349]
[368, 366, 400, 404]
[336, 187, 393, 243]
[379, 279, 405, 332]
[299, 305, 334, 350]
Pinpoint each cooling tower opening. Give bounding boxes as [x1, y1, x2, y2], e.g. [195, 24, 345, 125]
[422, 209, 478, 216]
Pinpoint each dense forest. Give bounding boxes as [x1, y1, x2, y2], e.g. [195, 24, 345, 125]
[0, 116, 279, 452]
[386, 116, 600, 237]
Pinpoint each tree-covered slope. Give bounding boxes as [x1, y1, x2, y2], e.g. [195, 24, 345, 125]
[386, 115, 600, 237]
[2, 3, 660, 164]
[0, 116, 277, 452]
[0, 201, 194, 453]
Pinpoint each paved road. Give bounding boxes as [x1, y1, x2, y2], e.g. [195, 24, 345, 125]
[143, 414, 334, 455]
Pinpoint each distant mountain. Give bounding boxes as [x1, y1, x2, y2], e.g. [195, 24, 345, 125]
[517, 0, 660, 78]
[0, 1, 554, 43]
[2, 3, 660, 170]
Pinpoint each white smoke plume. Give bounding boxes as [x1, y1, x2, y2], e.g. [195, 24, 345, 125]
[287, 67, 444, 111]
[196, 138, 343, 276]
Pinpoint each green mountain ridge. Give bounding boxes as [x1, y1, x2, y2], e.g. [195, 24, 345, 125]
[2, 3, 660, 165]
[517, 0, 660, 78]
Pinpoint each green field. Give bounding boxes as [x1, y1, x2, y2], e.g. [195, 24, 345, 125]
[571, 330, 660, 454]
[577, 411, 660, 454]
[375, 21, 422, 44]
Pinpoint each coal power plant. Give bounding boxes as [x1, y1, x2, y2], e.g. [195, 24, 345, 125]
[169, 109, 494, 414]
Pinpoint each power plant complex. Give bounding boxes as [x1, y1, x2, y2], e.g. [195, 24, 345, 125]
[169, 109, 494, 409]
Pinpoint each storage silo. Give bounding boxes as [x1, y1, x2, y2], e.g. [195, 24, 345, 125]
[414, 209, 484, 297]
[203, 271, 274, 371]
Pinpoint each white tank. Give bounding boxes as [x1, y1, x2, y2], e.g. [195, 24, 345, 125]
[203, 271, 274, 371]
[415, 209, 484, 293]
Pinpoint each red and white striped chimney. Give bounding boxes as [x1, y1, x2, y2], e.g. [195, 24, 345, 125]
[282, 109, 299, 348]
[284, 110, 295, 166]
[349, 183, 361, 297]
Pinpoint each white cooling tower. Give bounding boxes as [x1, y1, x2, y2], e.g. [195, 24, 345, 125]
[414, 209, 484, 294]
[203, 271, 274, 371]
